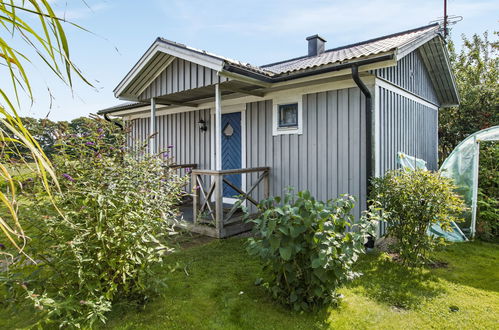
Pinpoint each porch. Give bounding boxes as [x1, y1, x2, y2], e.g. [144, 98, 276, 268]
[175, 166, 270, 238]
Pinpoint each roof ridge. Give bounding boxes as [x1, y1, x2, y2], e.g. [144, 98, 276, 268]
[260, 23, 439, 69]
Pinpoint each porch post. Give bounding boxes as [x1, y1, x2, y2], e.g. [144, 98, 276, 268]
[214, 83, 223, 237]
[150, 97, 156, 154]
[215, 84, 222, 170]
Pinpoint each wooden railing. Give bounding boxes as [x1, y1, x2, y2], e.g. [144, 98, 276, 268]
[169, 163, 198, 171]
[191, 167, 270, 238]
[164, 163, 198, 203]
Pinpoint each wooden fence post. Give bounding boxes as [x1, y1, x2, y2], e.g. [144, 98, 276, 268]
[263, 169, 270, 199]
[192, 172, 198, 224]
[214, 173, 224, 238]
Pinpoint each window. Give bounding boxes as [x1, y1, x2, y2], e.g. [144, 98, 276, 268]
[272, 95, 303, 135]
[278, 103, 298, 128]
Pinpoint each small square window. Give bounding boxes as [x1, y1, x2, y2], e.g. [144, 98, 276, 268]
[278, 103, 298, 128]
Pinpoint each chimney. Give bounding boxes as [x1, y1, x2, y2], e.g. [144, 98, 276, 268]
[306, 34, 326, 57]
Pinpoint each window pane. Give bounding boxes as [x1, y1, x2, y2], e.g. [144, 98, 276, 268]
[278, 103, 298, 127]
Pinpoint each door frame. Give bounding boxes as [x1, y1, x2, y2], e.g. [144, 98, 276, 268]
[210, 104, 246, 204]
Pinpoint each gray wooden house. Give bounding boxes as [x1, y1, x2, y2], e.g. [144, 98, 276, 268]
[99, 23, 459, 238]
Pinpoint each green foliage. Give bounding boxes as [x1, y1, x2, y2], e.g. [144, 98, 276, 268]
[2, 238, 498, 329]
[440, 32, 498, 161]
[476, 142, 499, 242]
[246, 190, 381, 311]
[0, 116, 123, 161]
[371, 169, 466, 266]
[2, 119, 188, 327]
[0, 0, 87, 252]
[440, 31, 498, 242]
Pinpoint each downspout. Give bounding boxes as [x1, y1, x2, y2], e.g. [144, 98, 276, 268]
[351, 65, 373, 194]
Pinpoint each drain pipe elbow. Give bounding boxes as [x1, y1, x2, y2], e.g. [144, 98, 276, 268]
[351, 65, 373, 194]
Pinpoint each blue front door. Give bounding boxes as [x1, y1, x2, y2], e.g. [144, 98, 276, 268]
[222, 112, 242, 198]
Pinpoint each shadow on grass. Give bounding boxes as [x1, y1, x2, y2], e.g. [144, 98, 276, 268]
[430, 241, 499, 293]
[347, 253, 445, 309]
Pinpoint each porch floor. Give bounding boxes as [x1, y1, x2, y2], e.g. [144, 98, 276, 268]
[176, 201, 252, 238]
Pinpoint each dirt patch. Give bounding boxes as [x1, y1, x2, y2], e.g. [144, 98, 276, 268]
[174, 234, 215, 250]
[231, 230, 253, 238]
[374, 236, 398, 253]
[426, 260, 449, 269]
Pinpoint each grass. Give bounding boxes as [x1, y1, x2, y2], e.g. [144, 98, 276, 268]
[104, 238, 498, 330]
[1, 238, 498, 329]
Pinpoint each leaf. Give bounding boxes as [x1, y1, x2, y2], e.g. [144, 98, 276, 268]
[279, 246, 292, 261]
[311, 258, 322, 269]
[269, 236, 280, 251]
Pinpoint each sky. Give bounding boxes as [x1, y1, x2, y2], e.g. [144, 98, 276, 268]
[7, 0, 499, 121]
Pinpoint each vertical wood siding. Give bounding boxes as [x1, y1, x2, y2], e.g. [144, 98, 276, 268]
[374, 50, 439, 105]
[139, 58, 229, 101]
[245, 88, 367, 219]
[127, 109, 212, 169]
[378, 86, 438, 173]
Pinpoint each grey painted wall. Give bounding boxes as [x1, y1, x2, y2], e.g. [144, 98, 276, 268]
[127, 108, 212, 192]
[139, 58, 229, 101]
[374, 50, 439, 105]
[245, 88, 367, 219]
[377, 86, 439, 172]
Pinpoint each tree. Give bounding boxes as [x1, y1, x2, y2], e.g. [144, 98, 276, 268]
[439, 31, 499, 161]
[0, 1, 85, 252]
[440, 31, 499, 241]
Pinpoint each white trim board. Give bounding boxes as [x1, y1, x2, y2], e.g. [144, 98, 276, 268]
[375, 78, 439, 110]
[122, 76, 376, 120]
[373, 83, 381, 177]
[211, 108, 247, 205]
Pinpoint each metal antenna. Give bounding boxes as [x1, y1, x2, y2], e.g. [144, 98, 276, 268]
[429, 0, 462, 39]
[444, 0, 448, 37]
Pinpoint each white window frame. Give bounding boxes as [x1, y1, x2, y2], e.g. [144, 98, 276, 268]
[272, 95, 303, 136]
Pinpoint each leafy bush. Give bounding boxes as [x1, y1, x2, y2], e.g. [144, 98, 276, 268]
[2, 118, 187, 327]
[246, 190, 382, 311]
[477, 142, 499, 242]
[370, 169, 466, 266]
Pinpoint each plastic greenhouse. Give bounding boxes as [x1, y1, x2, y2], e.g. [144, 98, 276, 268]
[440, 126, 499, 239]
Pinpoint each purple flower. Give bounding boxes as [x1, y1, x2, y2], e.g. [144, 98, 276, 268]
[163, 152, 170, 158]
[97, 128, 103, 133]
[62, 173, 75, 182]
[167, 145, 174, 149]
[186, 168, 192, 173]
[85, 141, 95, 146]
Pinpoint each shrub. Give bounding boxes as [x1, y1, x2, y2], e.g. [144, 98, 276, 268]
[246, 190, 382, 311]
[2, 118, 188, 327]
[370, 169, 466, 266]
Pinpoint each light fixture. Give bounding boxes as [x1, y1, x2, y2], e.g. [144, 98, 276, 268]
[198, 119, 207, 132]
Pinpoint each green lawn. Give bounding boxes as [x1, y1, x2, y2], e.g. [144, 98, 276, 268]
[2, 238, 498, 329]
[104, 239, 498, 330]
